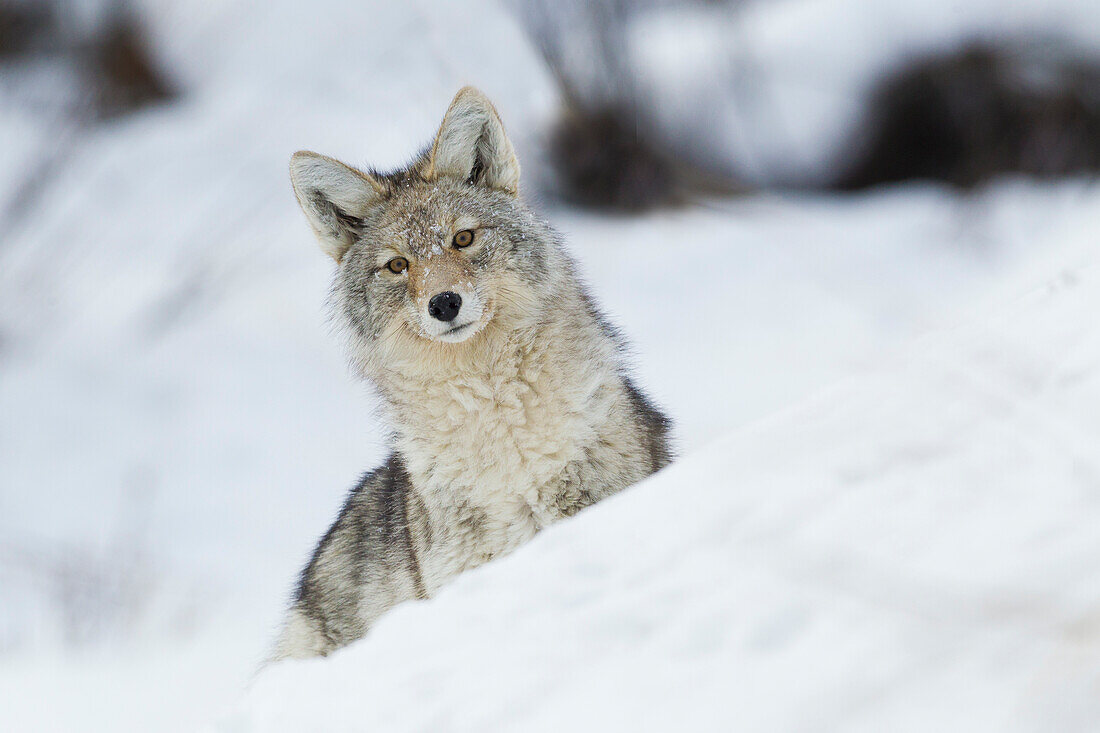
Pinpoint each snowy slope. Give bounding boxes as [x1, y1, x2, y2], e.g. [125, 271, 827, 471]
[228, 213, 1100, 732]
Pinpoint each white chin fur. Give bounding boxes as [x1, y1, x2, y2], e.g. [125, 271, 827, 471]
[432, 319, 483, 343]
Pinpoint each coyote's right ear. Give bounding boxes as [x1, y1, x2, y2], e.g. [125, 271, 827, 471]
[290, 151, 384, 262]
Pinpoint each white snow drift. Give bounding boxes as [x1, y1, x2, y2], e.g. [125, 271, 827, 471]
[229, 221, 1100, 731]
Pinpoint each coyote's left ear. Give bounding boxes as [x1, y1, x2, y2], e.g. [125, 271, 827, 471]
[426, 87, 520, 195]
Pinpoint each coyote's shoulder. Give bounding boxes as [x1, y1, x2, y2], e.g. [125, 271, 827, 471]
[273, 87, 670, 660]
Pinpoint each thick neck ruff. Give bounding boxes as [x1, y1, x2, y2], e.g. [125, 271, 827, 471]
[377, 305, 619, 516]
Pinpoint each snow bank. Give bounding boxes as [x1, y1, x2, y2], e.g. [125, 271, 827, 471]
[228, 212, 1100, 730]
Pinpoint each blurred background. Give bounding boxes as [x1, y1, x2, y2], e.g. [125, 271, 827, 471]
[1, 0, 1099, 729]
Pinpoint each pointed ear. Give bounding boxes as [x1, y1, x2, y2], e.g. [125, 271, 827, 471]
[289, 151, 384, 261]
[425, 87, 521, 195]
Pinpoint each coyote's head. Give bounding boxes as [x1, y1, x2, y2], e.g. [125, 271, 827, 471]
[290, 87, 561, 376]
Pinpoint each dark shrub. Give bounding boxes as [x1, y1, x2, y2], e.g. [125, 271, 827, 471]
[837, 43, 1100, 189]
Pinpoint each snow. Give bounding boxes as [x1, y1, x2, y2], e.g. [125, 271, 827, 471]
[2, 0, 1100, 730]
[228, 214, 1100, 731]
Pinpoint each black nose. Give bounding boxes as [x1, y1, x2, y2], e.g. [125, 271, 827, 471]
[428, 291, 462, 322]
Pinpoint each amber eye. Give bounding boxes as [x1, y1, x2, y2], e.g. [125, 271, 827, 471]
[386, 257, 408, 274]
[453, 229, 474, 248]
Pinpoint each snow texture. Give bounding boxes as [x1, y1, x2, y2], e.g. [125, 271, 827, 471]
[225, 211, 1100, 732]
[2, 0, 1099, 730]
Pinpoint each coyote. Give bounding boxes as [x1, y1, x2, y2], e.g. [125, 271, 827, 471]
[274, 87, 671, 659]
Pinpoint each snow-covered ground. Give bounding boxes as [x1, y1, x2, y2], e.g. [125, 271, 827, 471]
[227, 207, 1100, 731]
[2, 1, 1099, 731]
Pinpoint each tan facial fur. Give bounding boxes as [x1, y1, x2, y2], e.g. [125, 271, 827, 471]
[399, 224, 487, 343]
